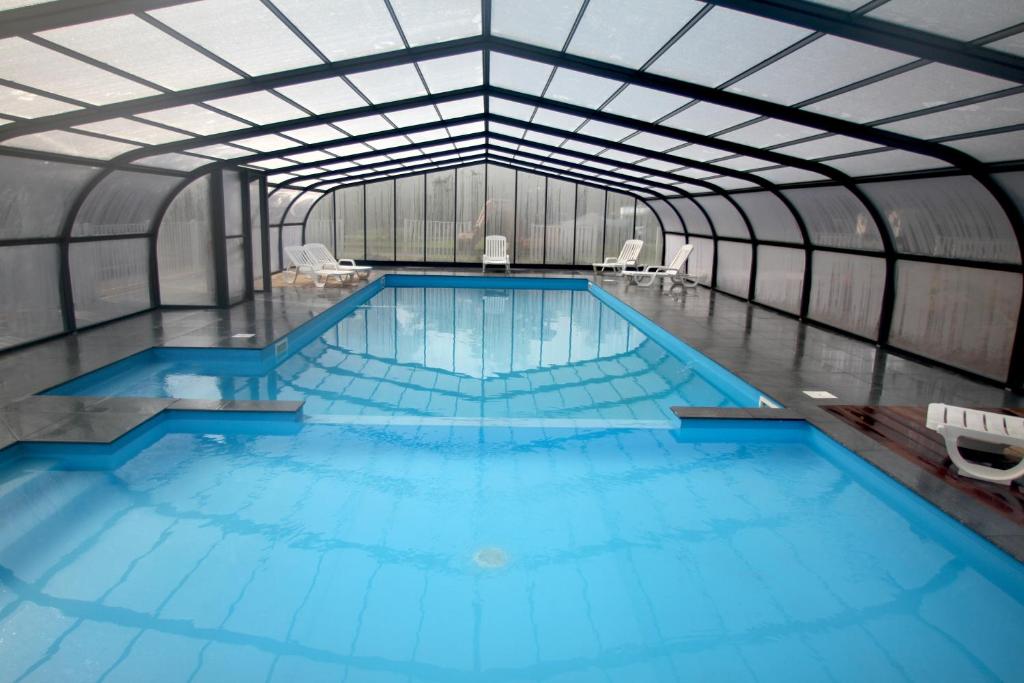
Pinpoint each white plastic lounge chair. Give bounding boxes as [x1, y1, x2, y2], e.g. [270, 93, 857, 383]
[482, 235, 511, 273]
[623, 244, 697, 287]
[305, 242, 373, 279]
[283, 245, 322, 284]
[593, 239, 643, 273]
[285, 244, 354, 288]
[926, 403, 1024, 483]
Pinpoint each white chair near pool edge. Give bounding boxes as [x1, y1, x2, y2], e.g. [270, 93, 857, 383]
[926, 403, 1024, 484]
[593, 239, 643, 273]
[305, 243, 373, 279]
[482, 235, 511, 273]
[623, 243, 698, 288]
[286, 244, 355, 288]
[283, 245, 323, 284]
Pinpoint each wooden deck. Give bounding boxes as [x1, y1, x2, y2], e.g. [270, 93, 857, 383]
[825, 405, 1024, 525]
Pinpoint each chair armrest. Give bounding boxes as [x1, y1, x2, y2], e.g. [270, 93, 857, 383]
[601, 257, 618, 264]
[336, 258, 356, 266]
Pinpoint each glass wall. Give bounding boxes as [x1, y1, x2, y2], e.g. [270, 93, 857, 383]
[426, 169, 455, 262]
[157, 175, 215, 306]
[485, 164, 516, 257]
[455, 164, 486, 263]
[335, 185, 365, 260]
[515, 171, 546, 264]
[298, 164, 665, 270]
[544, 178, 575, 264]
[396, 175, 425, 262]
[574, 185, 605, 266]
[603, 192, 635, 259]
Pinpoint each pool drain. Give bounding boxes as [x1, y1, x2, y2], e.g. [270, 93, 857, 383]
[473, 547, 508, 569]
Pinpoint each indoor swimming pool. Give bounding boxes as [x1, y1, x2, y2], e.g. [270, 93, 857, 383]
[5, 276, 1023, 681]
[47, 276, 765, 423]
[0, 414, 1022, 681]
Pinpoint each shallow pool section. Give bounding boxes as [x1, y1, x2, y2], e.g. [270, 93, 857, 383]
[0, 414, 1021, 682]
[48, 276, 765, 422]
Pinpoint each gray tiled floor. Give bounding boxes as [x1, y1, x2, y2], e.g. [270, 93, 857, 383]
[1, 267, 1023, 558]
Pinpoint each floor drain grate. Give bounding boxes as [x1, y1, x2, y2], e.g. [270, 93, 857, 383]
[473, 547, 508, 569]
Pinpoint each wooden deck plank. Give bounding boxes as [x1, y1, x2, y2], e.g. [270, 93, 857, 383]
[825, 405, 1024, 525]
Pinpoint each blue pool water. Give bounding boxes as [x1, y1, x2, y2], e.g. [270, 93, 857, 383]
[0, 414, 1022, 681]
[8, 275, 1024, 680]
[48, 276, 765, 422]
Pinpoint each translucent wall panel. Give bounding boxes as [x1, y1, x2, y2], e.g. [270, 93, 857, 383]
[859, 176, 1020, 264]
[268, 188, 301, 226]
[282, 191, 320, 225]
[335, 185, 365, 260]
[890, 262, 1021, 380]
[664, 233, 687, 268]
[634, 201, 663, 265]
[70, 238, 151, 327]
[0, 244, 63, 348]
[647, 198, 683, 234]
[688, 236, 714, 284]
[455, 164, 486, 263]
[732, 191, 803, 243]
[268, 226, 280, 272]
[222, 170, 243, 237]
[425, 170, 455, 261]
[574, 185, 605, 266]
[0, 157, 98, 239]
[669, 197, 712, 236]
[485, 164, 515, 259]
[995, 172, 1024, 221]
[603, 192, 635, 258]
[249, 179, 264, 290]
[304, 195, 333, 249]
[73, 171, 181, 237]
[694, 196, 749, 239]
[157, 175, 215, 306]
[226, 237, 246, 304]
[515, 171, 546, 264]
[281, 224, 301, 265]
[545, 177, 575, 264]
[754, 245, 804, 314]
[783, 186, 884, 250]
[808, 252, 886, 339]
[396, 175, 425, 261]
[365, 180, 394, 260]
[716, 241, 752, 297]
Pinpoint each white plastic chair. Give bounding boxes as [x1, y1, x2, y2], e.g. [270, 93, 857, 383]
[624, 243, 697, 288]
[482, 235, 511, 273]
[283, 245, 321, 283]
[305, 242, 372, 279]
[926, 403, 1024, 484]
[593, 239, 643, 273]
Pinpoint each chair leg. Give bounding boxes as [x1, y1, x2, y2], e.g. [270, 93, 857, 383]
[946, 434, 1024, 484]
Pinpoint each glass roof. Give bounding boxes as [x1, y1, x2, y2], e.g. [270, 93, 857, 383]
[0, 0, 1019, 196]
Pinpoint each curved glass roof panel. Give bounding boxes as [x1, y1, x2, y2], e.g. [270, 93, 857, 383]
[805, 64, 1018, 124]
[567, 0, 704, 69]
[0, 0, 1020, 211]
[275, 0, 402, 60]
[37, 15, 240, 91]
[492, 0, 582, 50]
[867, 0, 1024, 41]
[0, 37, 159, 105]
[725, 35, 916, 106]
[648, 7, 812, 88]
[148, 0, 321, 76]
